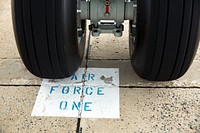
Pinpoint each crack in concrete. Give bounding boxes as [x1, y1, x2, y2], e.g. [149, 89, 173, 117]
[76, 31, 91, 133]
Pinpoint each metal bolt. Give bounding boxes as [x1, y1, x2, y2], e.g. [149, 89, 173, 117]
[105, 1, 110, 6]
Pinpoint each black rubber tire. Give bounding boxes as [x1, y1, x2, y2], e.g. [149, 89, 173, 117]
[12, 0, 86, 79]
[130, 0, 200, 81]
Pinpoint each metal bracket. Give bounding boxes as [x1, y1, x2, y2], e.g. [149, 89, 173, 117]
[89, 21, 124, 37]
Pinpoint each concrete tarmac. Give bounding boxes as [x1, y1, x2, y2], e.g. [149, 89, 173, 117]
[0, 0, 199, 133]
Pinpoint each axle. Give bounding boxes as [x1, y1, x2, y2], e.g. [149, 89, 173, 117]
[80, 0, 136, 37]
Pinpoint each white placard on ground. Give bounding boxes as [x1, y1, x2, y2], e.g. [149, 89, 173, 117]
[31, 68, 119, 118]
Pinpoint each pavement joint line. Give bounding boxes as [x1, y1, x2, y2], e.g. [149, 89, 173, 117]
[0, 58, 21, 60]
[88, 59, 131, 61]
[0, 85, 200, 89]
[0, 84, 41, 87]
[76, 31, 91, 133]
[120, 86, 200, 89]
